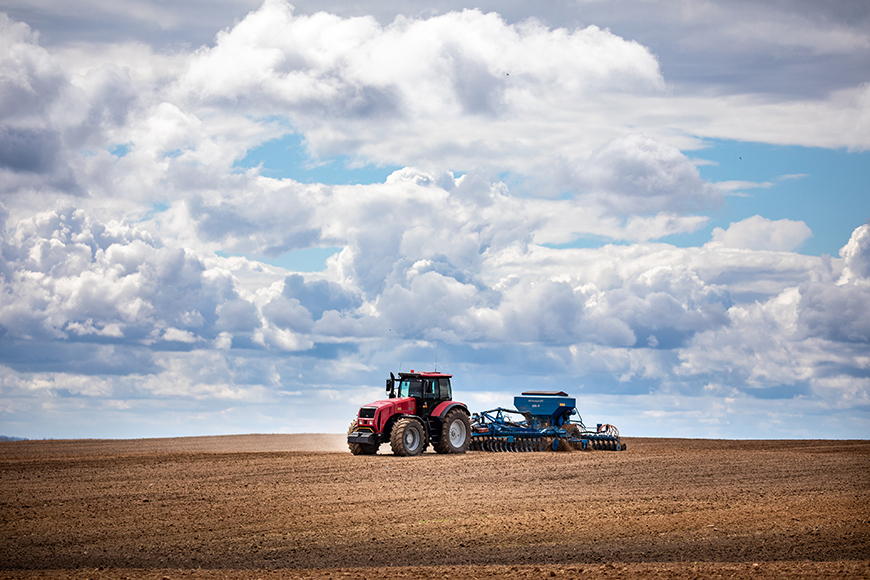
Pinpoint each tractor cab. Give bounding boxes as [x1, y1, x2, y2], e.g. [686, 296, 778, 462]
[387, 371, 453, 417]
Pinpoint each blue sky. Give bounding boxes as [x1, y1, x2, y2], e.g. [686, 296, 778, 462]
[692, 142, 870, 257]
[235, 133, 401, 185]
[1, 0, 869, 440]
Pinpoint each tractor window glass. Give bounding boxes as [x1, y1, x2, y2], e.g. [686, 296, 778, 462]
[424, 380, 435, 396]
[399, 380, 422, 398]
[438, 378, 451, 399]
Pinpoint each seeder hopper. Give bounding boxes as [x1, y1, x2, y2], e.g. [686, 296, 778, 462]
[469, 391, 625, 452]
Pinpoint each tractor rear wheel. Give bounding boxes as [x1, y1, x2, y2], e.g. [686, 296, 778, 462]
[390, 417, 427, 456]
[347, 419, 379, 455]
[434, 409, 471, 454]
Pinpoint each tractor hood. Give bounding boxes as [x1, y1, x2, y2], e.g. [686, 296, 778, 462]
[363, 397, 409, 410]
[360, 397, 414, 413]
[357, 397, 416, 433]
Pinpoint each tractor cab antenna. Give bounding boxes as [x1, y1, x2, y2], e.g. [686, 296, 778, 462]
[435, 354, 438, 372]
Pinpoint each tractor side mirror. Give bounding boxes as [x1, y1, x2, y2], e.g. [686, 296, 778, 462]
[386, 379, 393, 392]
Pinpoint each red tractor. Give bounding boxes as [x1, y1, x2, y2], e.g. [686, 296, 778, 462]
[347, 370, 472, 456]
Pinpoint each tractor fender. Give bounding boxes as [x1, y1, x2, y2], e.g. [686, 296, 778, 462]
[383, 413, 413, 438]
[431, 401, 470, 420]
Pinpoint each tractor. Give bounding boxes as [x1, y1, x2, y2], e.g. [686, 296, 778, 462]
[347, 370, 471, 456]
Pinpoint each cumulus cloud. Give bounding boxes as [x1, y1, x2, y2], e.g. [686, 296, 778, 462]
[0, 205, 240, 348]
[709, 215, 813, 252]
[0, 15, 145, 202]
[839, 222, 870, 281]
[566, 134, 721, 214]
[0, 197, 839, 375]
[795, 223, 870, 346]
[0, 15, 76, 193]
[671, 223, 870, 413]
[798, 282, 870, 344]
[171, 1, 666, 174]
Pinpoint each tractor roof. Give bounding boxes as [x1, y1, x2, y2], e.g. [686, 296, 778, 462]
[398, 371, 452, 379]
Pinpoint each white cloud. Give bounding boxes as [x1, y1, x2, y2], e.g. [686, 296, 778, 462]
[566, 134, 721, 214]
[708, 215, 813, 252]
[0, 15, 77, 194]
[798, 281, 870, 344]
[712, 180, 774, 193]
[676, 287, 806, 387]
[170, 1, 667, 174]
[661, 85, 870, 151]
[162, 327, 198, 343]
[672, 240, 870, 413]
[0, 204, 245, 349]
[839, 222, 870, 281]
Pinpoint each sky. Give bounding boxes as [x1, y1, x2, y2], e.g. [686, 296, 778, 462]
[1, 0, 869, 440]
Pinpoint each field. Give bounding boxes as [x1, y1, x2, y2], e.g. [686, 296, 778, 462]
[1, 435, 868, 579]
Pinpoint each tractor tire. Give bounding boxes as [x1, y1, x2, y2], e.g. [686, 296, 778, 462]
[390, 417, 427, 456]
[347, 419, 379, 455]
[434, 409, 471, 454]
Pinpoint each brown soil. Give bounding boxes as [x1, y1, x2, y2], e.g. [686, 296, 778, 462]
[1, 436, 868, 579]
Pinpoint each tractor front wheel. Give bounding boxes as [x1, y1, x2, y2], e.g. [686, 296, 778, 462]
[434, 409, 471, 454]
[390, 417, 427, 456]
[347, 419, 379, 455]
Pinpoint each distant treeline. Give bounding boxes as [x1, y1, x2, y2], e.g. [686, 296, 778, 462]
[0, 435, 28, 441]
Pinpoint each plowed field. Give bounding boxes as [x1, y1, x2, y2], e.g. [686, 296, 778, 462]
[2, 436, 868, 579]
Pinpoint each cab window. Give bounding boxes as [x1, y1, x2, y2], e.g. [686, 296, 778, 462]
[398, 380, 422, 398]
[438, 378, 451, 399]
